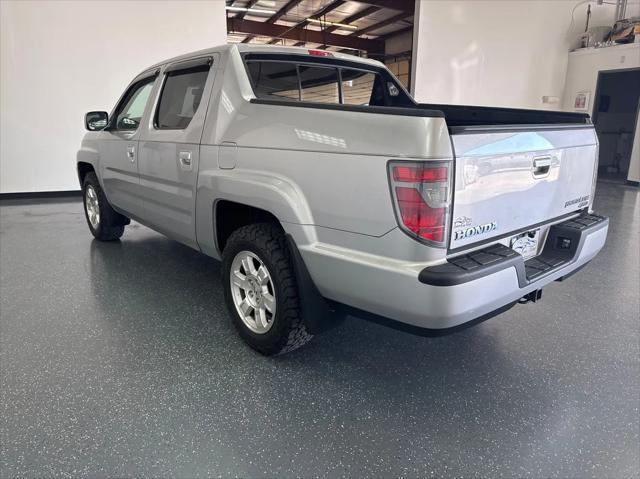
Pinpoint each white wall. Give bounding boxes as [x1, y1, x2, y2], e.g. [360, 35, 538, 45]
[562, 44, 640, 111]
[410, 0, 631, 109]
[0, 0, 226, 193]
[563, 44, 640, 182]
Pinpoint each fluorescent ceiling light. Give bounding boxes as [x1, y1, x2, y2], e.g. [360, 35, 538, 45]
[226, 6, 276, 14]
[307, 18, 358, 30]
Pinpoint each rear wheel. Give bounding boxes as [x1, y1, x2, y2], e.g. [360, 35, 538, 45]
[82, 172, 127, 241]
[221, 223, 313, 355]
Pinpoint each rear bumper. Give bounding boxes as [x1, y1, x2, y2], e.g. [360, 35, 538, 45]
[419, 213, 608, 288]
[300, 212, 608, 331]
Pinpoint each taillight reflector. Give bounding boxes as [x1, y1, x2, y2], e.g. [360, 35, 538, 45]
[393, 165, 448, 182]
[395, 187, 446, 243]
[388, 161, 451, 247]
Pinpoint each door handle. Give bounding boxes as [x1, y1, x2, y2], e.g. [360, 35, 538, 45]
[532, 156, 551, 178]
[179, 151, 192, 167]
[126, 146, 135, 163]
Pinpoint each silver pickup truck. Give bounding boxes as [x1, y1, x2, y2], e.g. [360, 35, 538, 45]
[77, 44, 608, 355]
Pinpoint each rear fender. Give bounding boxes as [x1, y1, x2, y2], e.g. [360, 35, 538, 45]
[196, 168, 316, 258]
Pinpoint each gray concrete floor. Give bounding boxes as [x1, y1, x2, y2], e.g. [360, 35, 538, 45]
[1, 182, 638, 478]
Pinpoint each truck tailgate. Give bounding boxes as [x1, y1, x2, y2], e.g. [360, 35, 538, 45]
[450, 125, 598, 250]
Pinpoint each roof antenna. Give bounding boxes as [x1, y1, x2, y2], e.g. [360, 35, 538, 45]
[585, 3, 591, 32]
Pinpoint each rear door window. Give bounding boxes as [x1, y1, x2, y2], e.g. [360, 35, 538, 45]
[155, 65, 209, 129]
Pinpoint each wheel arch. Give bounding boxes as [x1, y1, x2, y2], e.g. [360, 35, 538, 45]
[195, 170, 316, 258]
[77, 162, 96, 187]
[214, 200, 284, 254]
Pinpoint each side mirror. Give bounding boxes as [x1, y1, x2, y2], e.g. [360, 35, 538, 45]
[85, 111, 108, 131]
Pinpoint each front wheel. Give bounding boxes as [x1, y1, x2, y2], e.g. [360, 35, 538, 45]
[221, 223, 313, 355]
[82, 172, 126, 241]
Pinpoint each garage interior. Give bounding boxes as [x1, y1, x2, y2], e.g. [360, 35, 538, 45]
[225, 0, 414, 88]
[1, 1, 639, 478]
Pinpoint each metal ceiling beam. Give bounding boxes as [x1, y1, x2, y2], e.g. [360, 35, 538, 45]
[305, 0, 346, 22]
[350, 11, 412, 37]
[242, 0, 305, 44]
[323, 5, 380, 34]
[377, 24, 413, 41]
[227, 17, 384, 53]
[289, 1, 377, 49]
[234, 0, 260, 20]
[281, 0, 345, 48]
[279, 0, 345, 37]
[350, 0, 413, 13]
[267, 0, 305, 24]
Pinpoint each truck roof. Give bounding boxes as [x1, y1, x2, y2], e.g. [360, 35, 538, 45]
[145, 44, 385, 72]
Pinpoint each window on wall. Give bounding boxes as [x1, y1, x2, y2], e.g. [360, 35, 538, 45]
[155, 66, 209, 129]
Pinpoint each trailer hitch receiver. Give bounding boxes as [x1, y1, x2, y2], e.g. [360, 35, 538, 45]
[519, 289, 543, 304]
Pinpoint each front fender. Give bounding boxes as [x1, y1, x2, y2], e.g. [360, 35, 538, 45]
[76, 135, 100, 186]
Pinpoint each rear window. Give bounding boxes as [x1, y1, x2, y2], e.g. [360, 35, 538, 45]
[247, 62, 300, 101]
[299, 65, 339, 104]
[341, 69, 376, 105]
[245, 58, 412, 108]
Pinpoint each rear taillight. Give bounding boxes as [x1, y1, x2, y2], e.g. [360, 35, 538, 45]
[388, 161, 452, 247]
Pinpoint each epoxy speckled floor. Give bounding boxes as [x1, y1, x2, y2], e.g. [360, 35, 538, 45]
[1, 182, 638, 478]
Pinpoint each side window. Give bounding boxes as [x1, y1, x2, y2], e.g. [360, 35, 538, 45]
[244, 58, 411, 107]
[341, 70, 377, 105]
[114, 78, 155, 131]
[298, 66, 339, 104]
[155, 65, 209, 129]
[247, 61, 340, 104]
[247, 61, 300, 100]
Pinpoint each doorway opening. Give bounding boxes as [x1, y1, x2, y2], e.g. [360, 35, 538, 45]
[592, 68, 640, 183]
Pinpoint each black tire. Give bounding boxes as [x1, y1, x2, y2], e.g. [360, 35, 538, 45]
[82, 172, 127, 241]
[221, 223, 313, 355]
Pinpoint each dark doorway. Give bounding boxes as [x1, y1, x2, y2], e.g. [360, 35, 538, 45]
[592, 68, 640, 182]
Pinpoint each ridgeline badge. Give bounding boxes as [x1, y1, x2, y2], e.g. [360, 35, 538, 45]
[564, 195, 590, 209]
